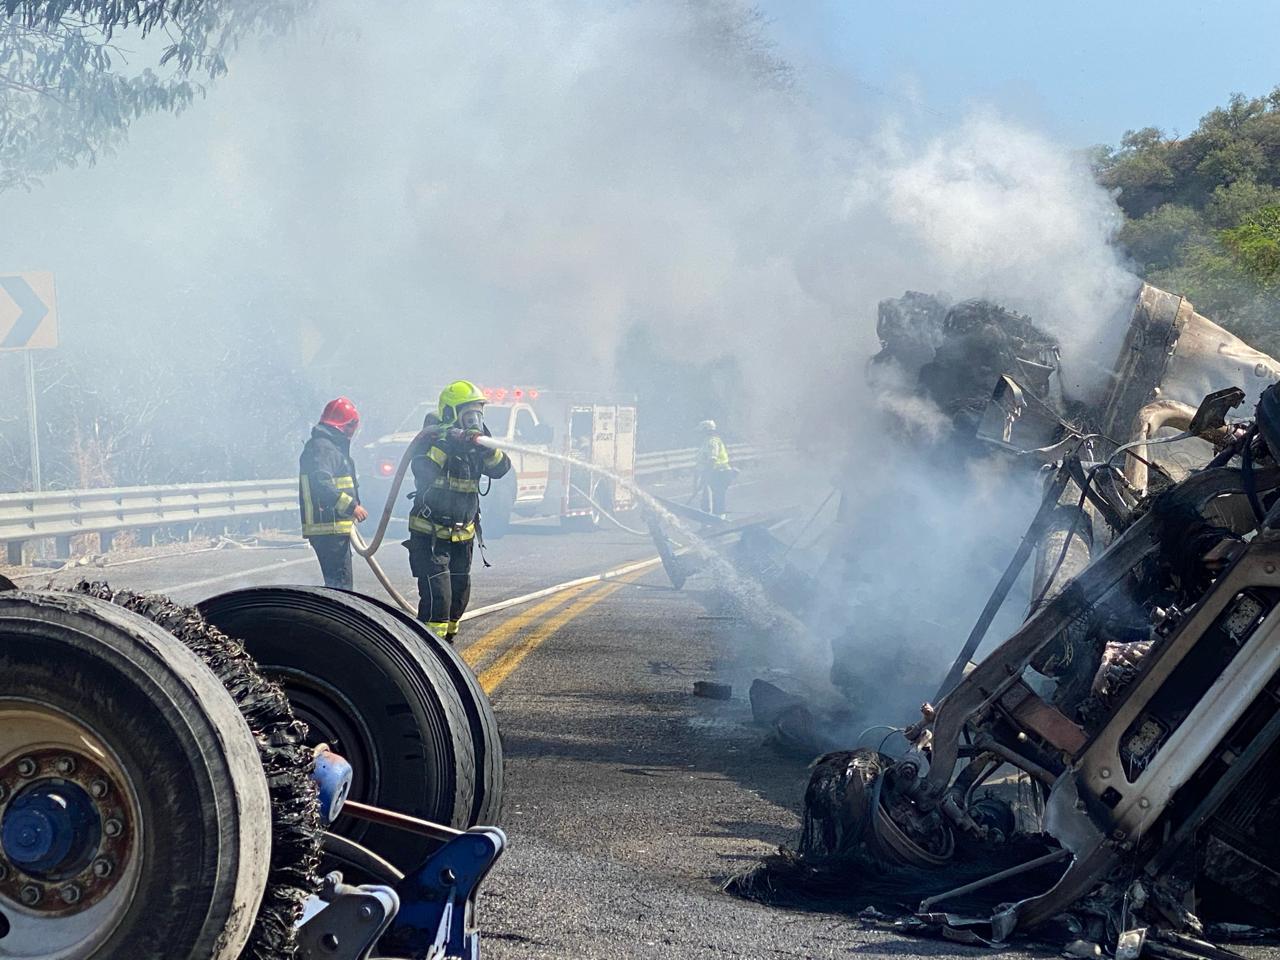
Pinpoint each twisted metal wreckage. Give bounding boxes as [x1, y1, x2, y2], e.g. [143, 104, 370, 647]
[728, 285, 1280, 957]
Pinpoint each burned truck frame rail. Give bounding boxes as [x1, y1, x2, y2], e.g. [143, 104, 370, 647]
[761, 285, 1280, 947]
[912, 462, 1280, 936]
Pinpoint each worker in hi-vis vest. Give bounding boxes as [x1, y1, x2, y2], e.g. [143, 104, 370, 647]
[693, 419, 735, 518]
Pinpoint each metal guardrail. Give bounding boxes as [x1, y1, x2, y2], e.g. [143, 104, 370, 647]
[632, 442, 767, 477]
[0, 480, 299, 565]
[0, 443, 775, 564]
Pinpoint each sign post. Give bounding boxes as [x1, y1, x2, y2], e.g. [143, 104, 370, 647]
[0, 272, 59, 492]
[24, 351, 41, 491]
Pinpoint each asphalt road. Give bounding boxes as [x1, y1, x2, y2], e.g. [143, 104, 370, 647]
[10, 471, 918, 958]
[11, 472, 1266, 959]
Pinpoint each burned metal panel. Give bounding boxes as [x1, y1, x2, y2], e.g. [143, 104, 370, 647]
[1163, 308, 1280, 415]
[925, 466, 1280, 795]
[1075, 558, 1280, 836]
[1101, 284, 1280, 444]
[1001, 683, 1088, 754]
[1099, 284, 1187, 441]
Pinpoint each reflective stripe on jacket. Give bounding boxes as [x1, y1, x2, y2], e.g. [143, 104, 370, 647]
[299, 423, 360, 537]
[407, 430, 511, 541]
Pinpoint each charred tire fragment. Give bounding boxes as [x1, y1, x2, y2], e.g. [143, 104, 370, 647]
[198, 586, 476, 870]
[74, 583, 322, 960]
[357, 594, 504, 825]
[0, 590, 273, 960]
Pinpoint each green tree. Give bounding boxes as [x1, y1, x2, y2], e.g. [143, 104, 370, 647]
[1096, 88, 1280, 356]
[1222, 205, 1280, 285]
[0, 0, 307, 190]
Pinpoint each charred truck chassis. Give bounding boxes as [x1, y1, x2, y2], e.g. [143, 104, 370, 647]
[798, 286, 1280, 949]
[902, 460, 1280, 938]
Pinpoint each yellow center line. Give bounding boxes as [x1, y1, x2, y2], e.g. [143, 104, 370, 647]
[459, 581, 596, 670]
[478, 572, 643, 694]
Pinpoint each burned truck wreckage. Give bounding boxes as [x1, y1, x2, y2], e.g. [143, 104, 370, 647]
[731, 285, 1280, 953]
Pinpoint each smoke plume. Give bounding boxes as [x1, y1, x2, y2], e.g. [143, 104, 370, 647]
[0, 0, 1143, 722]
[0, 1, 1135, 468]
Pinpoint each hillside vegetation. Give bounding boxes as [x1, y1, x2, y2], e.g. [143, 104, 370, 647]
[1096, 89, 1280, 354]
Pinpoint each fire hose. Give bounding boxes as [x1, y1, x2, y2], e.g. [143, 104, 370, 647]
[349, 431, 660, 616]
[349, 428, 428, 616]
[567, 482, 651, 537]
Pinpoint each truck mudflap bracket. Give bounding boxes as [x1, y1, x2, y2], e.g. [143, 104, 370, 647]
[298, 873, 400, 960]
[381, 826, 507, 960]
[296, 826, 506, 960]
[298, 750, 507, 959]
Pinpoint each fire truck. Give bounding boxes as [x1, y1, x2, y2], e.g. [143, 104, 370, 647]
[362, 388, 638, 536]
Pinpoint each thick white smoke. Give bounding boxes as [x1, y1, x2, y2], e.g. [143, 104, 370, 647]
[0, 0, 1135, 462]
[0, 0, 1147, 721]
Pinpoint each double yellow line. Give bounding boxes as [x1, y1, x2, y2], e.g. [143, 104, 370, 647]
[459, 576, 635, 693]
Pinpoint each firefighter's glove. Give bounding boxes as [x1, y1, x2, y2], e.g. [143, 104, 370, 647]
[465, 428, 484, 444]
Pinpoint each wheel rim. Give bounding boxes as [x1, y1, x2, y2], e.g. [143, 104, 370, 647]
[267, 667, 381, 810]
[0, 700, 143, 959]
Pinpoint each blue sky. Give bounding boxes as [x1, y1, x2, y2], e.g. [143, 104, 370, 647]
[763, 1, 1280, 147]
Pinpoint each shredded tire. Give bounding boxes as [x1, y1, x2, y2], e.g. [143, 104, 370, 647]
[73, 582, 322, 960]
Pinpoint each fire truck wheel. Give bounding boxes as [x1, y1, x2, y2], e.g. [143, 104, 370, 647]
[0, 591, 273, 960]
[561, 479, 612, 532]
[198, 586, 476, 871]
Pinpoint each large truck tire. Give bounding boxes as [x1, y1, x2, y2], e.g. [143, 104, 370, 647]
[358, 595, 504, 825]
[72, 583, 322, 960]
[199, 586, 476, 871]
[0, 590, 274, 960]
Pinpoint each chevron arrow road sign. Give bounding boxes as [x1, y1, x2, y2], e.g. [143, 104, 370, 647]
[0, 272, 58, 351]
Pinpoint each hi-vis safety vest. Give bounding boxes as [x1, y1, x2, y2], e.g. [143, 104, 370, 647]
[705, 436, 731, 471]
[300, 474, 357, 536]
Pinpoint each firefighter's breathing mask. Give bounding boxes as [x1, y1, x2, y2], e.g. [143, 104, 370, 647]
[458, 406, 485, 432]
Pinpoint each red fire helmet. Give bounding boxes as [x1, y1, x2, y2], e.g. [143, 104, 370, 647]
[319, 396, 360, 436]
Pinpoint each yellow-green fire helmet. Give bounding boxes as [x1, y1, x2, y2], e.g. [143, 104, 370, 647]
[438, 380, 487, 424]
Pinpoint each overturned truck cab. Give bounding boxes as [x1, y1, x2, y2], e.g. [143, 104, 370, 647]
[799, 286, 1280, 950]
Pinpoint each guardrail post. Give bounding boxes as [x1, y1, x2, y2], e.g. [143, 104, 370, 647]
[6, 541, 22, 566]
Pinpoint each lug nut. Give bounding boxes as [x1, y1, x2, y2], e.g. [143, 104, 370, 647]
[15, 757, 37, 778]
[91, 858, 113, 879]
[59, 884, 81, 905]
[89, 779, 109, 799]
[103, 818, 123, 838]
[54, 756, 77, 776]
[20, 884, 42, 906]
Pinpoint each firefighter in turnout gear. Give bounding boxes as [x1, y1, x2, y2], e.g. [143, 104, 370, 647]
[694, 419, 734, 517]
[299, 397, 368, 589]
[405, 380, 511, 642]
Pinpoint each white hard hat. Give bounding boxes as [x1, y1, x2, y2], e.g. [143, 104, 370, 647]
[698, 419, 717, 432]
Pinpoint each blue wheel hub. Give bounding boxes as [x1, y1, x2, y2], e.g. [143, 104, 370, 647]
[1, 781, 101, 879]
